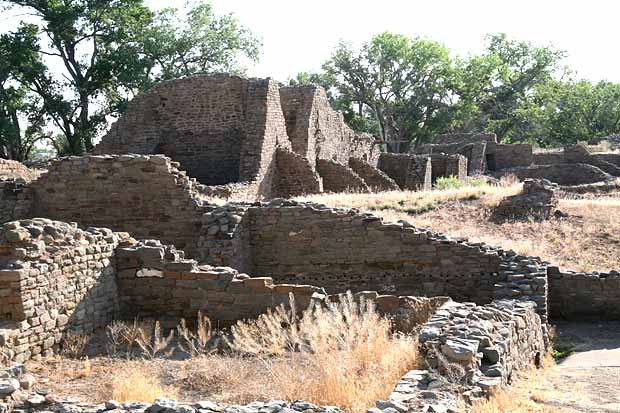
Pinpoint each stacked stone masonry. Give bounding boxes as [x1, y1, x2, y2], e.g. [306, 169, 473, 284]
[0, 160, 39, 183]
[377, 153, 432, 190]
[348, 158, 399, 191]
[93, 75, 386, 199]
[316, 159, 369, 193]
[427, 153, 468, 183]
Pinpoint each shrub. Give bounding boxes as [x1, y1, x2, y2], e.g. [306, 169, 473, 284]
[230, 293, 417, 413]
[434, 176, 465, 191]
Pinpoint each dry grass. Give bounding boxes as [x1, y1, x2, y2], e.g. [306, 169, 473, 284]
[473, 359, 586, 413]
[27, 295, 415, 413]
[226, 293, 417, 413]
[297, 183, 620, 272]
[99, 362, 178, 402]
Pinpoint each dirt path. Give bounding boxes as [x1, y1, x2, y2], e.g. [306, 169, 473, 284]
[545, 322, 620, 412]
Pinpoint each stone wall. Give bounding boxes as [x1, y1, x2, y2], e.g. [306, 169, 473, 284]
[0, 181, 32, 224]
[0, 219, 124, 362]
[29, 155, 208, 256]
[434, 133, 497, 145]
[533, 152, 564, 165]
[0, 160, 39, 182]
[427, 154, 467, 183]
[415, 142, 487, 175]
[548, 266, 620, 320]
[93, 75, 287, 195]
[494, 163, 613, 186]
[378, 154, 432, 190]
[563, 144, 620, 176]
[348, 158, 399, 191]
[273, 149, 323, 197]
[592, 153, 620, 168]
[316, 159, 369, 193]
[279, 86, 379, 167]
[491, 144, 533, 170]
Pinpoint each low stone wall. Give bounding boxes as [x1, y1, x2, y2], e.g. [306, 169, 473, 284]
[492, 179, 559, 222]
[548, 266, 620, 320]
[427, 153, 467, 183]
[558, 178, 620, 195]
[273, 149, 323, 197]
[0, 219, 125, 362]
[593, 153, 620, 168]
[348, 158, 399, 191]
[419, 299, 546, 394]
[564, 144, 620, 176]
[187, 201, 548, 321]
[316, 159, 369, 193]
[377, 153, 432, 190]
[494, 163, 612, 185]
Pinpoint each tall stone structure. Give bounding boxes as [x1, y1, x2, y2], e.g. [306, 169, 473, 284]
[94, 74, 392, 199]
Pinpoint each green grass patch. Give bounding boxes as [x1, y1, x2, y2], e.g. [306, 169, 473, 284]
[552, 344, 575, 360]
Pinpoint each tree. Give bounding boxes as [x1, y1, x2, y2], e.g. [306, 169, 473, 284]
[460, 33, 566, 142]
[323, 33, 458, 151]
[0, 27, 49, 160]
[1, 0, 260, 155]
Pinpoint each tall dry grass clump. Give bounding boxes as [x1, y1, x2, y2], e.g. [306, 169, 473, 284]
[230, 293, 417, 413]
[100, 363, 178, 402]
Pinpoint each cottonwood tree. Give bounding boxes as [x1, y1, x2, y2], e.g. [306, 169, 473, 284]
[1, 0, 261, 156]
[323, 33, 458, 151]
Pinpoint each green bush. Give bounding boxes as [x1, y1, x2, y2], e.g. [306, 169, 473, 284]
[434, 176, 464, 191]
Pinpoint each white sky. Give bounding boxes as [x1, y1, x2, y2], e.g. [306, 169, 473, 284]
[2, 0, 620, 83]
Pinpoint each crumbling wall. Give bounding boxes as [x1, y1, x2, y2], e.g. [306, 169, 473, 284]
[30, 155, 207, 256]
[0, 160, 39, 182]
[0, 219, 124, 362]
[378, 154, 432, 190]
[279, 86, 378, 167]
[0, 181, 32, 224]
[592, 153, 620, 168]
[348, 158, 399, 191]
[415, 142, 487, 175]
[563, 144, 620, 176]
[427, 154, 467, 183]
[273, 149, 323, 197]
[548, 266, 620, 320]
[316, 159, 369, 193]
[94, 75, 287, 195]
[493, 164, 613, 186]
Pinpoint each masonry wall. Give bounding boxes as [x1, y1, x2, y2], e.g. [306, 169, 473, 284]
[273, 149, 323, 197]
[593, 153, 620, 168]
[0, 220, 122, 362]
[563, 144, 620, 176]
[494, 164, 612, 186]
[415, 142, 487, 175]
[533, 152, 564, 165]
[0, 160, 39, 182]
[491, 144, 533, 169]
[548, 266, 620, 320]
[279, 86, 378, 167]
[94, 75, 288, 193]
[348, 158, 399, 191]
[0, 181, 32, 224]
[316, 159, 369, 193]
[30, 155, 207, 256]
[378, 154, 432, 190]
[427, 154, 467, 183]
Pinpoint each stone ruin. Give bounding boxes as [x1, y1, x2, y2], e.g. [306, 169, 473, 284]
[492, 179, 561, 222]
[0, 75, 618, 413]
[413, 134, 620, 187]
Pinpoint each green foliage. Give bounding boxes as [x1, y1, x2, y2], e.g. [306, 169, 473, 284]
[321, 33, 458, 151]
[434, 176, 465, 191]
[1, 0, 260, 156]
[552, 344, 575, 360]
